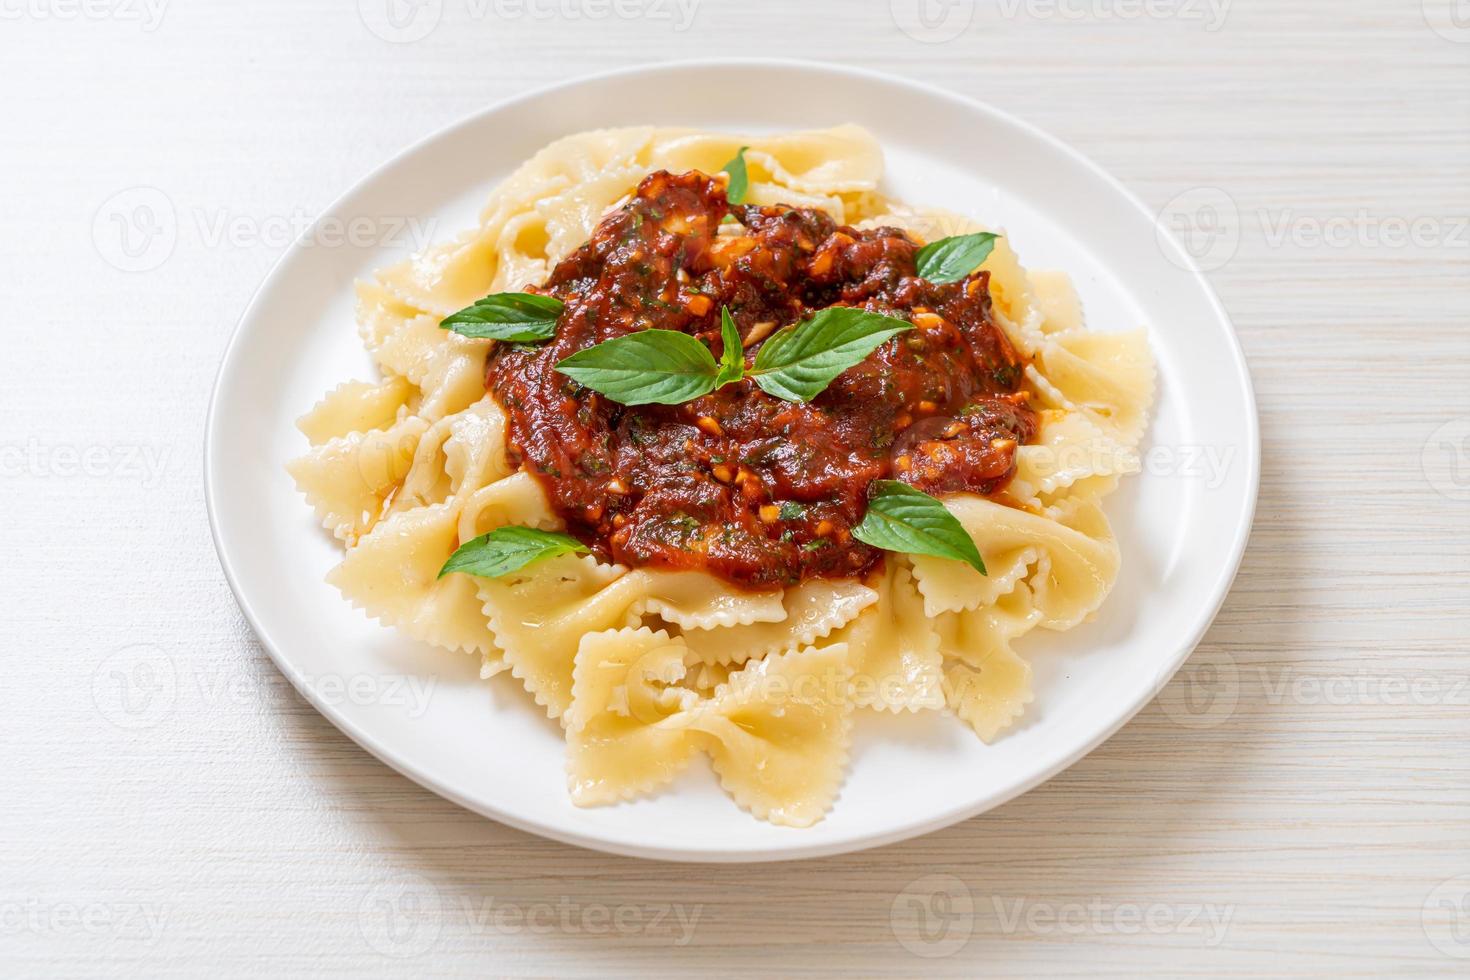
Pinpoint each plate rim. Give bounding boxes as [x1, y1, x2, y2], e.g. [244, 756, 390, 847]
[204, 57, 1260, 863]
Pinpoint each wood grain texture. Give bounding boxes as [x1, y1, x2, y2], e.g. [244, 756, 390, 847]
[2, 0, 1468, 975]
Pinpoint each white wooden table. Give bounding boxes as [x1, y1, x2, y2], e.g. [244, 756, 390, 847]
[3, 1, 1468, 974]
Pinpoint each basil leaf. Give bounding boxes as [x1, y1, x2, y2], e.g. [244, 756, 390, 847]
[555, 330, 721, 406]
[750, 307, 912, 403]
[438, 526, 588, 580]
[715, 306, 745, 388]
[914, 232, 999, 285]
[722, 145, 750, 205]
[441, 291, 564, 341]
[852, 481, 987, 575]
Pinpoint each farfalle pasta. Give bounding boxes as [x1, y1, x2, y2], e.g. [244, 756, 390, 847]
[289, 126, 1155, 827]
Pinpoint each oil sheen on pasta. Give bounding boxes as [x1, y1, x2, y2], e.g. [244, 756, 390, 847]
[485, 170, 1037, 590]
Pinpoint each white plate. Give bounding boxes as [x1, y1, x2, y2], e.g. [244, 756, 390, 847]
[205, 59, 1258, 863]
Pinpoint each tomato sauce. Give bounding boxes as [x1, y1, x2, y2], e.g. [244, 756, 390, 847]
[485, 170, 1037, 590]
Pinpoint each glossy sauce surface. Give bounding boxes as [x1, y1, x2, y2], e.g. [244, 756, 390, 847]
[486, 171, 1036, 589]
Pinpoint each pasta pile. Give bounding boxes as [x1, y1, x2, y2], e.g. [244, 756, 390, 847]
[288, 126, 1155, 827]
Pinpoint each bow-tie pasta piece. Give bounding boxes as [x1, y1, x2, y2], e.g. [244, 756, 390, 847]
[356, 279, 424, 352]
[373, 236, 496, 320]
[520, 126, 658, 191]
[1005, 409, 1140, 509]
[565, 631, 860, 826]
[386, 396, 506, 516]
[327, 467, 534, 663]
[911, 494, 1119, 631]
[938, 581, 1043, 741]
[1029, 269, 1084, 335]
[646, 125, 883, 196]
[296, 376, 414, 447]
[288, 414, 428, 545]
[676, 578, 878, 667]
[481, 562, 787, 721]
[328, 501, 493, 657]
[1024, 498, 1120, 630]
[538, 162, 655, 262]
[1028, 329, 1156, 448]
[479, 554, 632, 719]
[372, 127, 657, 319]
[910, 533, 1038, 620]
[372, 312, 492, 422]
[687, 661, 733, 692]
[438, 396, 512, 497]
[828, 560, 944, 713]
[454, 470, 559, 541]
[564, 628, 702, 806]
[324, 417, 534, 666]
[690, 644, 857, 828]
[290, 346, 507, 547]
[626, 570, 789, 631]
